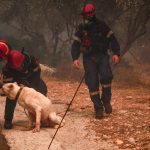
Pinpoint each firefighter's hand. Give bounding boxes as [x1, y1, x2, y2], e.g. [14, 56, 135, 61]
[112, 55, 120, 64]
[73, 59, 81, 70]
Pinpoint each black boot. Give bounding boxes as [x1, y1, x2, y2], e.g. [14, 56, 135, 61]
[103, 103, 112, 114]
[95, 108, 104, 119]
[91, 94, 104, 119]
[101, 86, 112, 114]
[4, 98, 17, 129]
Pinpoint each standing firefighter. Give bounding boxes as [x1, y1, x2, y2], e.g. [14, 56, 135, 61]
[71, 4, 120, 119]
[0, 40, 47, 129]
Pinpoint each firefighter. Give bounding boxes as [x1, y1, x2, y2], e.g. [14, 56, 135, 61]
[71, 4, 120, 119]
[0, 40, 47, 129]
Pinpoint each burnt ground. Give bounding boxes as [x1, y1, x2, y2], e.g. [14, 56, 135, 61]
[0, 76, 149, 150]
[45, 77, 150, 150]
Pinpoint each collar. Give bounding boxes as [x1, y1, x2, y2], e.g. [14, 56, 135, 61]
[15, 87, 24, 101]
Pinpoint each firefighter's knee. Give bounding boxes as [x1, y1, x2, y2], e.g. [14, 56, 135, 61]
[85, 77, 99, 92]
[100, 75, 113, 85]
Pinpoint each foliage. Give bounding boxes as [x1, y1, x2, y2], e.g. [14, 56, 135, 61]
[0, 0, 149, 65]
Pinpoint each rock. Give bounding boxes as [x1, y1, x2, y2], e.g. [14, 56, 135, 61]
[85, 98, 90, 101]
[102, 135, 109, 139]
[128, 137, 136, 145]
[126, 96, 133, 99]
[118, 110, 127, 114]
[116, 139, 124, 145]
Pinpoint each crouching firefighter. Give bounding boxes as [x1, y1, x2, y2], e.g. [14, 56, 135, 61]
[71, 4, 120, 119]
[0, 40, 47, 129]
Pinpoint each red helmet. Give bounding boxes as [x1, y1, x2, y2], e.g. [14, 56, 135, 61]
[81, 4, 96, 17]
[8, 50, 25, 69]
[0, 40, 11, 60]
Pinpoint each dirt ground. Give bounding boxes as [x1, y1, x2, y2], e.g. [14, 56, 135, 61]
[0, 77, 150, 150]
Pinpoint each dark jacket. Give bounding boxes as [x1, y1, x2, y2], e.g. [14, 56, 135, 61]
[2, 52, 41, 86]
[71, 17, 120, 61]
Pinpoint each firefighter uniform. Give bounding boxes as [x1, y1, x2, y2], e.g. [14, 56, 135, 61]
[2, 51, 47, 128]
[71, 17, 120, 118]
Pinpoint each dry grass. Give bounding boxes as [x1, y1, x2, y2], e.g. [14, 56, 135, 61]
[44, 63, 150, 89]
[113, 65, 150, 88]
[54, 63, 84, 82]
